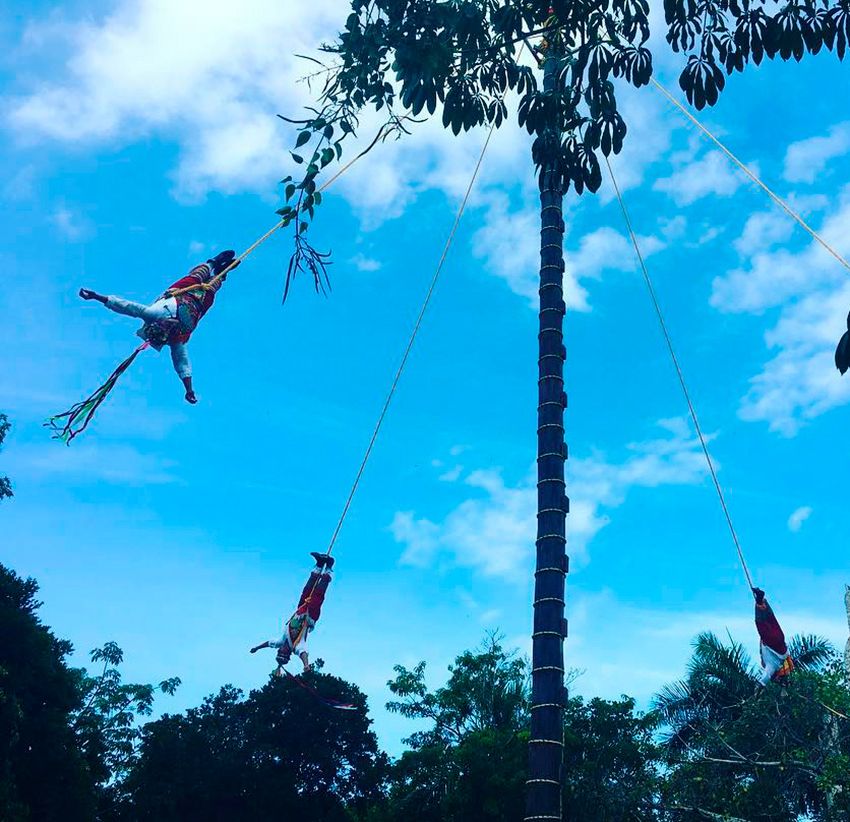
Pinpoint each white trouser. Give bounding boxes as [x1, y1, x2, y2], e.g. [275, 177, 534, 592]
[104, 296, 191, 378]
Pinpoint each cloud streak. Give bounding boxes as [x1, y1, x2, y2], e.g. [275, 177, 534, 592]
[390, 418, 710, 580]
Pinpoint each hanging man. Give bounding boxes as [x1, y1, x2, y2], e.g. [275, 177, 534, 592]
[79, 250, 239, 403]
[250, 552, 334, 676]
[753, 587, 794, 685]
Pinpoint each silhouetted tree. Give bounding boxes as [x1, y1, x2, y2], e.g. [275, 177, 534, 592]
[115, 674, 387, 822]
[0, 564, 93, 821]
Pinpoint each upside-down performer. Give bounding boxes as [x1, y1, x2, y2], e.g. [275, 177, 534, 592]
[47, 251, 238, 444]
[835, 311, 850, 375]
[251, 552, 334, 676]
[753, 587, 795, 685]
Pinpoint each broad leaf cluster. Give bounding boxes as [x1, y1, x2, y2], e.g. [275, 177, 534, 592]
[275, 0, 655, 278]
[665, 0, 850, 108]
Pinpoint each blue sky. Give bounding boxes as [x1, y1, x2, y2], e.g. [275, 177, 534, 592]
[2, 1, 849, 754]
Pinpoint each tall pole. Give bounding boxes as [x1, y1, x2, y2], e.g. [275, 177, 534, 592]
[525, 42, 569, 822]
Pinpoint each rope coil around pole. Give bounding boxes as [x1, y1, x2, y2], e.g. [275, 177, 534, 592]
[651, 78, 850, 277]
[604, 155, 755, 594]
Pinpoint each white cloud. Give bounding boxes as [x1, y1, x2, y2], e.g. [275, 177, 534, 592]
[7, 0, 537, 221]
[10, 2, 339, 198]
[438, 466, 463, 482]
[52, 205, 91, 240]
[391, 418, 709, 580]
[787, 506, 813, 533]
[654, 149, 746, 206]
[350, 253, 381, 273]
[8, 442, 179, 486]
[472, 194, 665, 311]
[711, 186, 850, 433]
[784, 123, 850, 184]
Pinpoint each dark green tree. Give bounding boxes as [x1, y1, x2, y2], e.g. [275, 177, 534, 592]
[655, 631, 850, 820]
[380, 635, 532, 822]
[378, 635, 661, 821]
[0, 564, 94, 821]
[0, 562, 181, 821]
[73, 642, 180, 800]
[115, 674, 387, 822]
[0, 414, 12, 501]
[665, 0, 850, 109]
[561, 696, 661, 821]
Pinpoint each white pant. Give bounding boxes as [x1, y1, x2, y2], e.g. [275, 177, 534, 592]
[105, 295, 191, 378]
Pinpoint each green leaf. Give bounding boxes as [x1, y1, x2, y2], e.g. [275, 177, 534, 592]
[296, 130, 311, 148]
[291, 153, 304, 164]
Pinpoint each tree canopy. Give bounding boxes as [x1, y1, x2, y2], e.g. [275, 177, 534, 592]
[114, 675, 387, 822]
[0, 563, 180, 821]
[272, 0, 849, 293]
[2, 564, 849, 821]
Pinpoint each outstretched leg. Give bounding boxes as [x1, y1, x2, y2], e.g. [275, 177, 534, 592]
[306, 572, 331, 622]
[81, 289, 176, 325]
[297, 568, 323, 610]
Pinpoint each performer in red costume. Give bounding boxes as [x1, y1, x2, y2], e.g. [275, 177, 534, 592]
[753, 587, 795, 685]
[251, 552, 335, 676]
[79, 250, 238, 403]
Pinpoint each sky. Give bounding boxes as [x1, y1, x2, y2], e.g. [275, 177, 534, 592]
[2, 0, 850, 755]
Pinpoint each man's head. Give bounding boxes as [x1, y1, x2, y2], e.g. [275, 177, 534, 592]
[275, 645, 292, 667]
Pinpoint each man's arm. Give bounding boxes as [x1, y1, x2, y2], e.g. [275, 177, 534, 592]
[250, 641, 272, 654]
[169, 343, 196, 404]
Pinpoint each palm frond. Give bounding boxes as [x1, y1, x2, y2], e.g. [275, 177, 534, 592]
[788, 634, 835, 671]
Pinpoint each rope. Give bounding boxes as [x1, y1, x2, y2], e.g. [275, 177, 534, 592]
[323, 122, 497, 556]
[604, 155, 755, 594]
[651, 78, 850, 276]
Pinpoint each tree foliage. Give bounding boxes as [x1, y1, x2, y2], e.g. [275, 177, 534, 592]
[655, 631, 850, 820]
[275, 0, 849, 292]
[73, 642, 181, 789]
[274, 0, 656, 292]
[665, 0, 850, 109]
[562, 696, 661, 821]
[0, 564, 180, 821]
[0, 564, 93, 821]
[114, 675, 387, 822]
[0, 414, 12, 501]
[376, 633, 661, 821]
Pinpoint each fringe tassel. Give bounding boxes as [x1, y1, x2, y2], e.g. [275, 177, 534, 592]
[283, 670, 358, 711]
[46, 342, 150, 445]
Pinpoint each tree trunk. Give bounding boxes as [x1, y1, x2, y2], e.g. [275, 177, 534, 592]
[525, 50, 569, 822]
